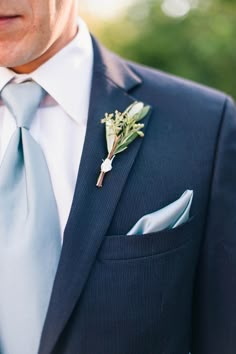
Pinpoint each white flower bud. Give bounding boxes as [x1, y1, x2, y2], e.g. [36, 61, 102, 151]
[128, 102, 144, 117]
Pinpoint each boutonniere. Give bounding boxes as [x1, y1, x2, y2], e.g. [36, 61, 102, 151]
[96, 101, 150, 188]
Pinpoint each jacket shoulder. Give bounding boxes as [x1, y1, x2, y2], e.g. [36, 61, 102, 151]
[127, 60, 232, 110]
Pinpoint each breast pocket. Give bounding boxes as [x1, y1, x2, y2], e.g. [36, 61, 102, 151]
[98, 217, 198, 261]
[83, 216, 201, 353]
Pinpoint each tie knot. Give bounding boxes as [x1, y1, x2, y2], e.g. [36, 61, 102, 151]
[1, 81, 45, 129]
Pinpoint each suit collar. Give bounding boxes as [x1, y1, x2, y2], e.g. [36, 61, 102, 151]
[91, 36, 142, 91]
[39, 37, 151, 354]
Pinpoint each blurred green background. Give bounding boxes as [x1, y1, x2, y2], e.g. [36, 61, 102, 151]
[80, 0, 236, 98]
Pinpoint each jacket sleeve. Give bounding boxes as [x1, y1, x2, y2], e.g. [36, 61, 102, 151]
[192, 96, 236, 354]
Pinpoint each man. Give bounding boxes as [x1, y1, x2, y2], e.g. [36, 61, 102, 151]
[0, 0, 235, 354]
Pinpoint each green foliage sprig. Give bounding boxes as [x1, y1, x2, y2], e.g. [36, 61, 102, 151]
[96, 101, 150, 187]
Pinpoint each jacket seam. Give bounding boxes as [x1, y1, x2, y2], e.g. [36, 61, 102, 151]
[202, 96, 229, 241]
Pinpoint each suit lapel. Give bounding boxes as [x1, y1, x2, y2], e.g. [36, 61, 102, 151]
[39, 38, 152, 354]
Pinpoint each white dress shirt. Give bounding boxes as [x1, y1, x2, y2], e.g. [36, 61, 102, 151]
[0, 18, 94, 241]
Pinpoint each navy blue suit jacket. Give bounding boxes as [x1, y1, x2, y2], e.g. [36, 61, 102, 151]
[38, 38, 236, 354]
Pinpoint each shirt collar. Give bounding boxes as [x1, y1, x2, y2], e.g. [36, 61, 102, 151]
[0, 17, 94, 125]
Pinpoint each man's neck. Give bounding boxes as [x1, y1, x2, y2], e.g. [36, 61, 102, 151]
[10, 25, 78, 74]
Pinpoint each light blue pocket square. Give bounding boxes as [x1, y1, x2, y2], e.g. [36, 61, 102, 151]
[127, 190, 193, 235]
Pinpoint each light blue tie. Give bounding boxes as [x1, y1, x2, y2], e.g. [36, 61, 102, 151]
[0, 82, 61, 354]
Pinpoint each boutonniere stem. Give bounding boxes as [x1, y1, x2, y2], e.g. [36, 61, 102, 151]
[96, 101, 150, 188]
